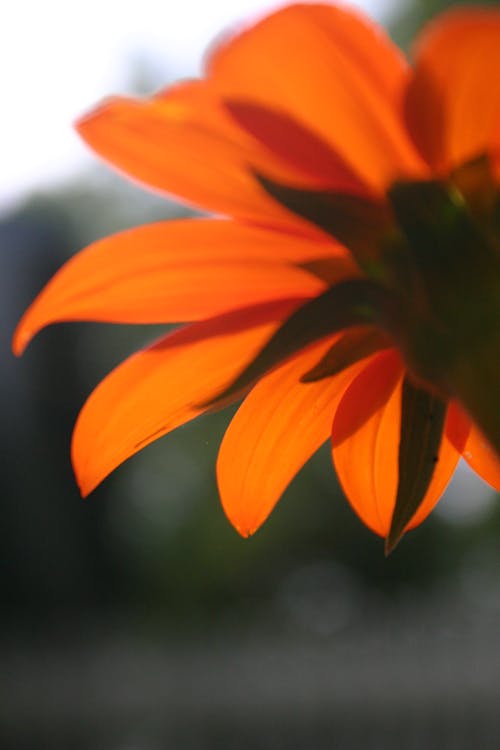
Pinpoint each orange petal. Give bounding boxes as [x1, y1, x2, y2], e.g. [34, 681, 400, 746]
[13, 218, 332, 355]
[462, 423, 500, 492]
[217, 338, 371, 537]
[445, 402, 500, 490]
[330, 350, 403, 448]
[223, 100, 368, 195]
[332, 357, 462, 537]
[208, 3, 425, 191]
[76, 80, 330, 233]
[406, 8, 500, 172]
[71, 299, 304, 496]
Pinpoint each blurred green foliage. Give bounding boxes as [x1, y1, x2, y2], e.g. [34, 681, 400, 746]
[391, 0, 500, 49]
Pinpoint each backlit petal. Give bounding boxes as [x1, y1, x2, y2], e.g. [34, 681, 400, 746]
[76, 80, 331, 233]
[217, 338, 370, 537]
[330, 350, 403, 448]
[223, 100, 368, 195]
[446, 403, 500, 490]
[407, 410, 467, 531]
[13, 219, 331, 355]
[332, 354, 462, 537]
[406, 8, 500, 172]
[72, 299, 304, 496]
[208, 3, 425, 190]
[462, 424, 500, 492]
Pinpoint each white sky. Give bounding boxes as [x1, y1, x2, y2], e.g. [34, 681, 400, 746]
[1, 0, 397, 212]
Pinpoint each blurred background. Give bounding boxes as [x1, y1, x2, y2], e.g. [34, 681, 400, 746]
[1, 0, 499, 748]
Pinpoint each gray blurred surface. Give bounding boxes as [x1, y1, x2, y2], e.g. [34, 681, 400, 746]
[2, 594, 499, 750]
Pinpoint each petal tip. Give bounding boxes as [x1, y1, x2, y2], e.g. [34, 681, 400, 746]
[74, 97, 125, 149]
[238, 528, 252, 539]
[79, 483, 92, 500]
[384, 531, 404, 557]
[74, 107, 99, 139]
[12, 319, 32, 357]
[74, 97, 113, 132]
[222, 506, 257, 538]
[72, 447, 99, 499]
[229, 517, 254, 539]
[75, 470, 97, 500]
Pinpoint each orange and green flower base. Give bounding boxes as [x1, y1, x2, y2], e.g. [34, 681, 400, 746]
[14, 3, 500, 552]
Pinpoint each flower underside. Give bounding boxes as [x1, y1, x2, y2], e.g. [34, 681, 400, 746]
[13, 2, 500, 552]
[206, 155, 500, 550]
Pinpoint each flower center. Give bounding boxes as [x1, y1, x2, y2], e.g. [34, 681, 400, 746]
[256, 155, 500, 453]
[385, 155, 500, 451]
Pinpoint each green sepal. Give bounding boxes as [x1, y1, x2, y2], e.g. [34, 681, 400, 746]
[298, 257, 361, 285]
[300, 327, 389, 382]
[451, 154, 499, 229]
[385, 378, 447, 555]
[203, 279, 395, 410]
[387, 178, 500, 457]
[256, 173, 391, 274]
[388, 178, 497, 315]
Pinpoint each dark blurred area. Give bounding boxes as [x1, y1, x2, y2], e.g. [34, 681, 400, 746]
[1, 1, 500, 748]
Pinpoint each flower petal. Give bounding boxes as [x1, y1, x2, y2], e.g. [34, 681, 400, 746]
[406, 8, 500, 172]
[208, 3, 424, 190]
[223, 100, 368, 194]
[386, 377, 449, 553]
[330, 350, 403, 448]
[434, 402, 500, 493]
[71, 299, 304, 496]
[406, 409, 467, 532]
[332, 355, 462, 538]
[13, 219, 331, 355]
[462, 423, 500, 492]
[206, 279, 392, 410]
[217, 338, 370, 537]
[300, 327, 390, 383]
[76, 80, 329, 233]
[256, 175, 391, 270]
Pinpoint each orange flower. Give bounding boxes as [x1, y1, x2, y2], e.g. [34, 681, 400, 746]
[14, 3, 500, 552]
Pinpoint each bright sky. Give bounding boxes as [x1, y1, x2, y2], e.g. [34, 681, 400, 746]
[2, 0, 397, 212]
